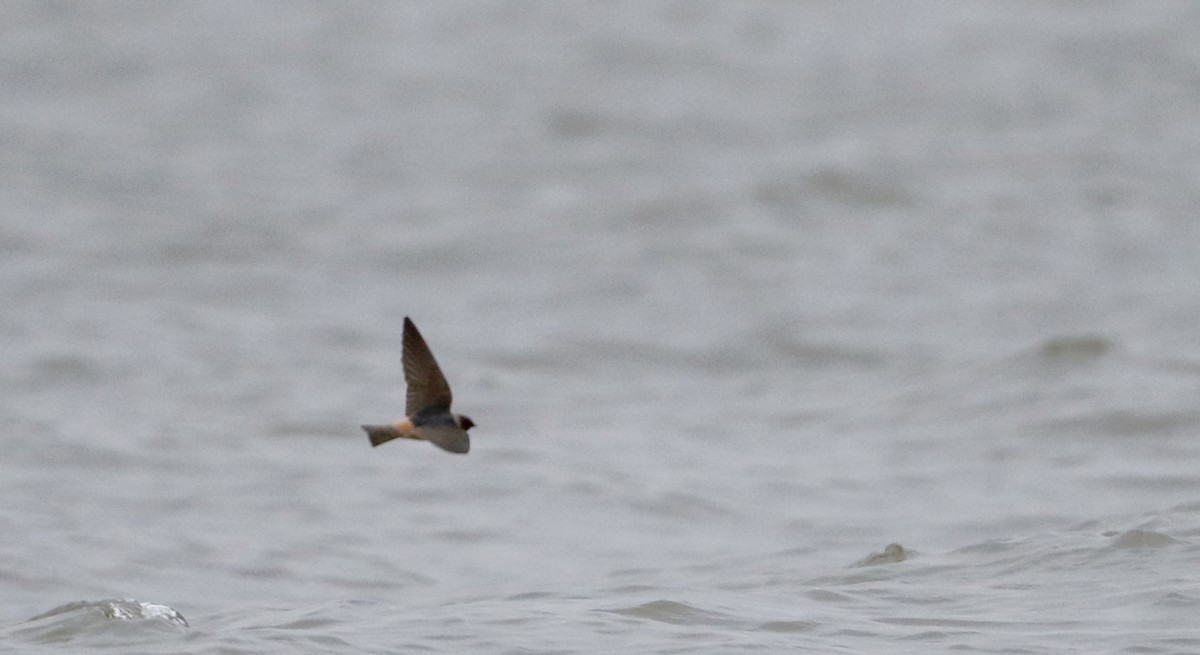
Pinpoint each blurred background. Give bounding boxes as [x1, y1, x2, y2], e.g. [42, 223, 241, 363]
[3, 2, 1200, 653]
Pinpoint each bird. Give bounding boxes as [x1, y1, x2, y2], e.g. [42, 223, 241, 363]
[362, 317, 475, 454]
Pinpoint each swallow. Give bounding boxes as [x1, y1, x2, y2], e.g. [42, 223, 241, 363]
[362, 317, 475, 454]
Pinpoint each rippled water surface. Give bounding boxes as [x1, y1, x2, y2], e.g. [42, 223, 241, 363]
[4, 2, 1200, 653]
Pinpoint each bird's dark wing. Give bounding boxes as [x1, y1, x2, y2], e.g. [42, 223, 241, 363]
[403, 317, 453, 416]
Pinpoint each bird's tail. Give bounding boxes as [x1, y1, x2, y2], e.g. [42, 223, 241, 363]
[363, 424, 403, 447]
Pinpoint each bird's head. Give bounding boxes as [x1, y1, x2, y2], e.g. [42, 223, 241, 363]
[457, 415, 475, 431]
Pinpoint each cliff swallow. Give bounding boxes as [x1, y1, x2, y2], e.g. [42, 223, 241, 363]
[362, 317, 475, 454]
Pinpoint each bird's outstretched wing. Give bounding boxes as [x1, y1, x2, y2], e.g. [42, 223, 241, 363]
[403, 317, 453, 415]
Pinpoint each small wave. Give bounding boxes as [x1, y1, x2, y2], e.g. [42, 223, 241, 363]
[8, 599, 187, 644]
[851, 542, 910, 567]
[1038, 335, 1112, 363]
[1108, 529, 1179, 549]
[606, 599, 741, 627]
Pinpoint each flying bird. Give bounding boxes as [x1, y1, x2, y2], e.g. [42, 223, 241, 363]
[362, 317, 475, 454]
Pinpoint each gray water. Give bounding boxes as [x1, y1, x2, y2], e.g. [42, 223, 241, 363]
[3, 2, 1200, 653]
